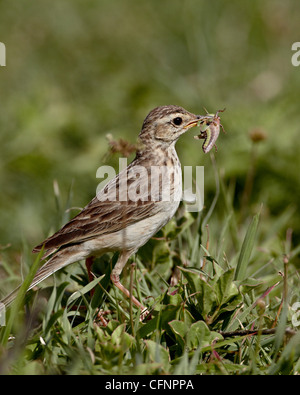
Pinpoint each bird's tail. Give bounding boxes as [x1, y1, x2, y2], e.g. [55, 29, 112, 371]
[0, 246, 88, 311]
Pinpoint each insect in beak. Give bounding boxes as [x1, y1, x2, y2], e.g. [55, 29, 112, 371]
[194, 109, 226, 153]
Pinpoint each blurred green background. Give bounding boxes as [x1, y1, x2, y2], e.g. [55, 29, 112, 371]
[0, 0, 299, 264]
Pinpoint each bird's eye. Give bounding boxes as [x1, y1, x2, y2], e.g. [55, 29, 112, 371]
[173, 117, 183, 126]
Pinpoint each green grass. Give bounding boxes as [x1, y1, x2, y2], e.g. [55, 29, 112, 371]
[0, 157, 299, 375]
[0, 0, 300, 375]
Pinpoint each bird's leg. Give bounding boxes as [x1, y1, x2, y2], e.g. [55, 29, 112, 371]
[111, 272, 150, 321]
[85, 256, 95, 295]
[111, 251, 149, 321]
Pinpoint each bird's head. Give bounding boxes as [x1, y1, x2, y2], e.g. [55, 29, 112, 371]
[138, 105, 201, 147]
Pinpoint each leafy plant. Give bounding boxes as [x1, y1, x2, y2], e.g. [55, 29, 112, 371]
[1, 200, 299, 375]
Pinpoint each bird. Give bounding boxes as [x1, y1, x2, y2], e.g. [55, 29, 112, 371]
[0, 105, 202, 319]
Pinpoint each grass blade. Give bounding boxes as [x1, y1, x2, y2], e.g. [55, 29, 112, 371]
[234, 212, 260, 281]
[0, 248, 44, 345]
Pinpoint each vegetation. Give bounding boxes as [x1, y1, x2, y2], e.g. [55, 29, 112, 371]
[0, 0, 299, 375]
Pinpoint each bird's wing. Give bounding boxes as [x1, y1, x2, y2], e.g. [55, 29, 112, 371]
[32, 164, 164, 255]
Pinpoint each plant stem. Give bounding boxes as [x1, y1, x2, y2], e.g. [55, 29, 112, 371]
[219, 327, 296, 338]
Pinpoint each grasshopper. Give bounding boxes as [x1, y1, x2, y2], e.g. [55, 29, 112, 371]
[194, 108, 226, 153]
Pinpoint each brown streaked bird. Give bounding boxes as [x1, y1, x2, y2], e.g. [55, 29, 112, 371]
[0, 105, 203, 319]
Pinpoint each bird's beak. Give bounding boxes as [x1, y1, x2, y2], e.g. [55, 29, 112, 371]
[184, 115, 203, 129]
